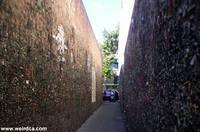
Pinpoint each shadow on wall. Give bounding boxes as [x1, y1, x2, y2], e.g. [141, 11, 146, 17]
[121, 0, 199, 131]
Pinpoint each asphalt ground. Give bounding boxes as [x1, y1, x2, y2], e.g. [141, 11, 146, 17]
[77, 102, 126, 132]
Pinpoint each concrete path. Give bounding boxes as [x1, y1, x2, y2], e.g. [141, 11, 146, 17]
[77, 102, 126, 132]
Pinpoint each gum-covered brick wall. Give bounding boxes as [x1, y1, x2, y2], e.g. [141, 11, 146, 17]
[121, 0, 199, 131]
[0, 0, 102, 131]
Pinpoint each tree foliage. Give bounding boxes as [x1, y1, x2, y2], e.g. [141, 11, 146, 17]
[101, 26, 119, 79]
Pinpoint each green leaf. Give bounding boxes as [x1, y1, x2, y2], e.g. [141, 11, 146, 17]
[100, 26, 119, 78]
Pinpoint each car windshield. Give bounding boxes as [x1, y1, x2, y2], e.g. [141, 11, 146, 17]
[104, 89, 115, 96]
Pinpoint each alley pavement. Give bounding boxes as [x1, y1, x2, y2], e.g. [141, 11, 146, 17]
[77, 102, 126, 132]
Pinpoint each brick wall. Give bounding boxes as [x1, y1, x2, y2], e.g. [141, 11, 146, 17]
[0, 0, 102, 131]
[121, 0, 199, 131]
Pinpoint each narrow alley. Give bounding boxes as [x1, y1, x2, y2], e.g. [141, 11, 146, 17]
[0, 0, 199, 132]
[78, 102, 126, 132]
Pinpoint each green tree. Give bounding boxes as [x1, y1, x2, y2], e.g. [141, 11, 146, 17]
[101, 26, 119, 79]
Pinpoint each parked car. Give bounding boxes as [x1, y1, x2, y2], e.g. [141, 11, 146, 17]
[103, 89, 119, 102]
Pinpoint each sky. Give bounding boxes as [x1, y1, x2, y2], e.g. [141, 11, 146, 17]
[82, 0, 121, 43]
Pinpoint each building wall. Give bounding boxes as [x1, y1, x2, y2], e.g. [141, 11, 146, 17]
[0, 0, 102, 131]
[122, 0, 199, 131]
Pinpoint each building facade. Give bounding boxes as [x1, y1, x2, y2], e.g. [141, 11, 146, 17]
[121, 0, 199, 131]
[0, 0, 102, 131]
